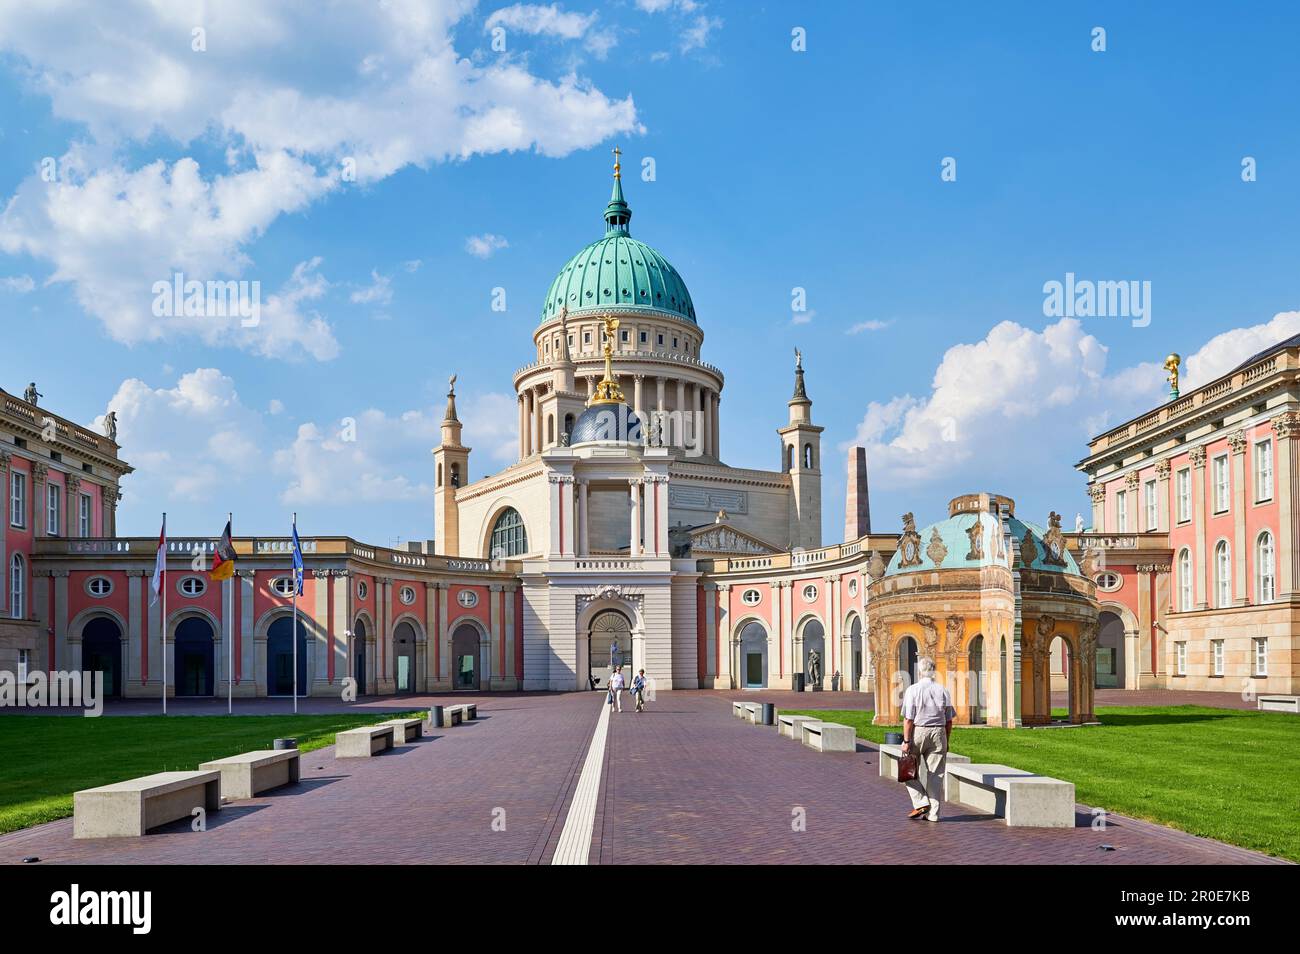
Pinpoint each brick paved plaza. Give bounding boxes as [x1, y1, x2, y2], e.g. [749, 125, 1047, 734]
[0, 690, 1284, 866]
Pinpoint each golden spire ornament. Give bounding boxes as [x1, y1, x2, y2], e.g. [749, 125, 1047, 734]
[589, 313, 625, 405]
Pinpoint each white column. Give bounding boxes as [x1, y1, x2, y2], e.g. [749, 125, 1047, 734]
[548, 476, 563, 557]
[578, 479, 590, 556]
[642, 477, 655, 556]
[655, 476, 669, 553]
[634, 375, 644, 418]
[711, 390, 720, 458]
[533, 388, 543, 453]
[518, 395, 527, 459]
[629, 479, 642, 557]
[562, 477, 575, 556]
[656, 376, 665, 413]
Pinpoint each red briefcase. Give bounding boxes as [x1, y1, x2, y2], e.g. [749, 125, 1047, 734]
[897, 750, 918, 783]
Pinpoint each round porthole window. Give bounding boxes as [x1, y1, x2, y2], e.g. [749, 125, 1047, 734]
[848, 578, 859, 598]
[802, 584, 818, 602]
[1095, 571, 1122, 592]
[178, 576, 206, 598]
[271, 577, 296, 597]
[399, 586, 417, 605]
[741, 589, 761, 606]
[86, 576, 113, 598]
[457, 590, 479, 609]
[357, 581, 369, 600]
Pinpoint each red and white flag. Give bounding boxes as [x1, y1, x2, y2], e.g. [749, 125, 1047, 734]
[150, 515, 166, 605]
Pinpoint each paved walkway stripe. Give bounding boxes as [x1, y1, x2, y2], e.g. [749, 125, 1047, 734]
[551, 700, 611, 865]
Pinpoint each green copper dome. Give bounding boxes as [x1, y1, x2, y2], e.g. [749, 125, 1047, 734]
[541, 162, 697, 324]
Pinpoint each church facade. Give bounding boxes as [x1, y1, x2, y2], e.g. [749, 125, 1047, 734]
[3, 158, 1295, 713]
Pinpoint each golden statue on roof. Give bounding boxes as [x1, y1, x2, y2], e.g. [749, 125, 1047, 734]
[589, 313, 625, 405]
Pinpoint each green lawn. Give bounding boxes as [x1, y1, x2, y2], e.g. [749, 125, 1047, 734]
[784, 705, 1300, 862]
[0, 712, 421, 835]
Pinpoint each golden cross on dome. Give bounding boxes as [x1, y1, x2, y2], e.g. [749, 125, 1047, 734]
[612, 145, 622, 180]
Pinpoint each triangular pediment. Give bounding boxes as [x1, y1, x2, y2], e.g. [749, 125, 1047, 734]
[687, 523, 779, 556]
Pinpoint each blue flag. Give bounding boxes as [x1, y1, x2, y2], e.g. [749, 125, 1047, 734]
[291, 519, 304, 597]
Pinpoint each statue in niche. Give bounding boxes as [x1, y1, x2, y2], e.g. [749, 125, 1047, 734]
[806, 649, 821, 687]
[897, 513, 923, 568]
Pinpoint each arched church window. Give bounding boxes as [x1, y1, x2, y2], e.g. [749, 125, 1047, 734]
[450, 463, 460, 488]
[490, 508, 528, 558]
[547, 415, 555, 445]
[803, 444, 814, 469]
[785, 445, 793, 472]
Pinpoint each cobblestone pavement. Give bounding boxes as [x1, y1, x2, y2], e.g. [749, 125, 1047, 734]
[0, 690, 1284, 865]
[593, 693, 1283, 865]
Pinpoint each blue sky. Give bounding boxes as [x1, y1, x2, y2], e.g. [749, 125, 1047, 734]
[2, 1, 1300, 544]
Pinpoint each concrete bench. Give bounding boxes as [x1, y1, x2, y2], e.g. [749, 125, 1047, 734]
[74, 770, 221, 838]
[947, 763, 1075, 828]
[743, 703, 761, 724]
[732, 701, 746, 719]
[877, 743, 971, 789]
[198, 749, 300, 800]
[778, 714, 821, 739]
[381, 718, 424, 743]
[461, 703, 478, 721]
[1258, 695, 1300, 713]
[336, 724, 396, 758]
[799, 721, 856, 753]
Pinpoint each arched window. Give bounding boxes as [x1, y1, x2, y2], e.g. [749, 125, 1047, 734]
[547, 415, 555, 446]
[1257, 531, 1276, 603]
[437, 463, 443, 487]
[784, 444, 793, 472]
[1178, 548, 1192, 612]
[1214, 541, 1231, 608]
[490, 508, 528, 558]
[9, 553, 24, 620]
[450, 463, 460, 488]
[803, 443, 814, 468]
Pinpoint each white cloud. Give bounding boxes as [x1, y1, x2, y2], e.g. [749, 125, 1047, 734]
[274, 412, 437, 506]
[350, 269, 393, 306]
[680, 14, 723, 52]
[791, 308, 814, 326]
[465, 233, 510, 258]
[268, 399, 285, 415]
[0, 150, 339, 359]
[485, 4, 596, 40]
[96, 368, 267, 506]
[847, 318, 1164, 486]
[847, 319, 892, 334]
[461, 391, 524, 464]
[0, 1, 641, 356]
[1181, 310, 1300, 389]
[1, 274, 34, 293]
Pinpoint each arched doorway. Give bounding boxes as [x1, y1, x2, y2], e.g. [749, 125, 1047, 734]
[1096, 611, 1125, 688]
[801, 618, 826, 690]
[897, 635, 918, 686]
[353, 618, 367, 694]
[739, 621, 768, 689]
[82, 617, 122, 699]
[452, 623, 482, 690]
[267, 616, 308, 697]
[588, 610, 631, 689]
[1050, 635, 1073, 722]
[848, 616, 863, 691]
[967, 635, 985, 724]
[174, 617, 215, 696]
[394, 620, 417, 693]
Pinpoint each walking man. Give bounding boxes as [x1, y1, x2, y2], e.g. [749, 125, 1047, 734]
[609, 666, 626, 713]
[631, 669, 647, 712]
[900, 657, 955, 822]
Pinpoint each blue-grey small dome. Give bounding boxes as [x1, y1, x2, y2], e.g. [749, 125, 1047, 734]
[569, 403, 642, 445]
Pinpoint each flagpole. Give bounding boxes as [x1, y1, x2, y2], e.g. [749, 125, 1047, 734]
[161, 513, 167, 717]
[227, 510, 233, 716]
[292, 512, 299, 715]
